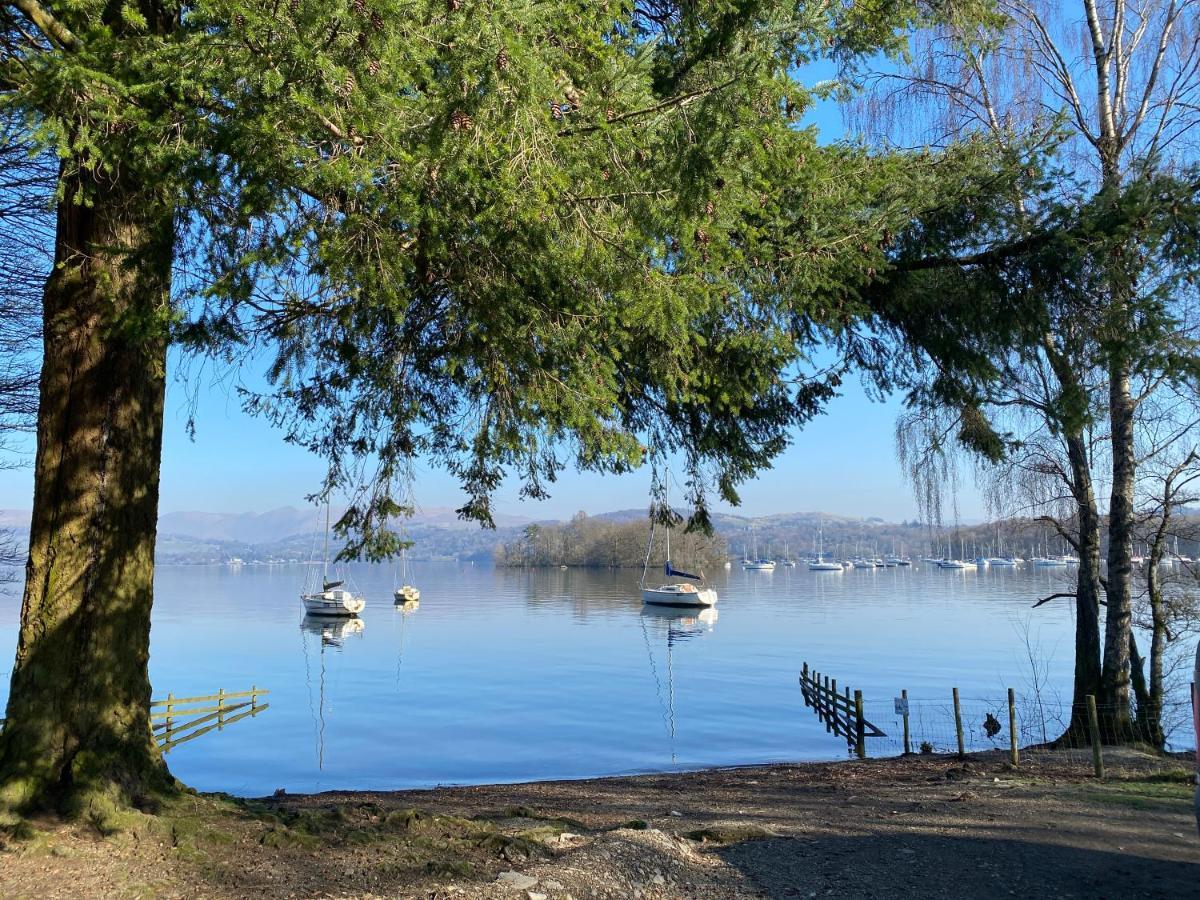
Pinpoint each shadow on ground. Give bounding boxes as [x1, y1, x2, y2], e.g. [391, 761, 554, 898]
[720, 832, 1199, 899]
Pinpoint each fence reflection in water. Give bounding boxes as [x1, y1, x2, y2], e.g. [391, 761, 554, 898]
[152, 687, 270, 754]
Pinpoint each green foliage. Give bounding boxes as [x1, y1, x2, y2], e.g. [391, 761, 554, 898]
[2, 0, 1008, 559]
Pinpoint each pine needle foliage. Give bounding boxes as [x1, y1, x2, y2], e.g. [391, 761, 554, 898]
[3, 0, 1001, 559]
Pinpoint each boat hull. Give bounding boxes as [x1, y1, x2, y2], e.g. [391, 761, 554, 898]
[302, 590, 366, 617]
[642, 585, 718, 608]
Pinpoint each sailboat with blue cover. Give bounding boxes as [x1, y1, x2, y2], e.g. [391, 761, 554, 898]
[640, 480, 717, 609]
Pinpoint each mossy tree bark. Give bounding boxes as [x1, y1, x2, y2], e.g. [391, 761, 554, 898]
[0, 164, 176, 819]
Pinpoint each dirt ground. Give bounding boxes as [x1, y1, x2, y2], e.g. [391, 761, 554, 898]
[1, 748, 1196, 899]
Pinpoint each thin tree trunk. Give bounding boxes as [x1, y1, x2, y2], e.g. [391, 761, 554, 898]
[1056, 433, 1105, 745]
[1135, 501, 1172, 749]
[1102, 357, 1136, 738]
[0, 164, 175, 819]
[1039, 338, 1104, 747]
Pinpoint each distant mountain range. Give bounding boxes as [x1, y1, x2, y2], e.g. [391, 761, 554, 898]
[8, 504, 1186, 565]
[155, 505, 533, 544]
[0, 505, 531, 542]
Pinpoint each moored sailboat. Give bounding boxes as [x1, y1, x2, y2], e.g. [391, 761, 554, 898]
[301, 505, 366, 617]
[641, 478, 718, 608]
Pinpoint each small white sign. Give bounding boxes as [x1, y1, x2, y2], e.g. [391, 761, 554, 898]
[894, 697, 909, 716]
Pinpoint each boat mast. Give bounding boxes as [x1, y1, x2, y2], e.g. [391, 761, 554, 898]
[323, 502, 331, 583]
[665, 468, 671, 562]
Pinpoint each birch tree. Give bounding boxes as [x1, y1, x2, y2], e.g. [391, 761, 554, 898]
[856, 0, 1200, 739]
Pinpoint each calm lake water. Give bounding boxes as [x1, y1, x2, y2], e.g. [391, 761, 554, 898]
[0, 562, 1183, 796]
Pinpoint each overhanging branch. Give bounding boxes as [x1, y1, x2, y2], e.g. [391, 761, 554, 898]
[5, 0, 77, 50]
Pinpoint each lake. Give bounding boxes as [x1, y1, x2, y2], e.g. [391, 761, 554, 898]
[0, 562, 1182, 796]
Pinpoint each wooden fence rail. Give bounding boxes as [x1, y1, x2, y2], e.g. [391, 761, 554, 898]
[152, 686, 270, 754]
[799, 662, 885, 758]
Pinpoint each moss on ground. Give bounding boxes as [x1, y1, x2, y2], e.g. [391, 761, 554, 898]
[685, 824, 779, 844]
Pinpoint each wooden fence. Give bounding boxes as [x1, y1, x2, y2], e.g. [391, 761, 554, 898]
[799, 662, 885, 758]
[151, 687, 270, 754]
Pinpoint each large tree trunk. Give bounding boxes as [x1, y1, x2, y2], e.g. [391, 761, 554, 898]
[0, 165, 175, 819]
[1056, 432, 1104, 745]
[1102, 357, 1136, 739]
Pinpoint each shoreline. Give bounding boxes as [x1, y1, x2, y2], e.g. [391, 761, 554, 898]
[4, 748, 1197, 898]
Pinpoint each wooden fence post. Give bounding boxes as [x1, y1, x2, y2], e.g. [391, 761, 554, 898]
[251, 685, 258, 711]
[1086, 694, 1103, 779]
[952, 687, 965, 758]
[823, 675, 832, 733]
[165, 692, 174, 734]
[1008, 688, 1019, 767]
[217, 688, 225, 730]
[844, 686, 851, 739]
[902, 689, 911, 755]
[830, 679, 839, 735]
[854, 690, 865, 759]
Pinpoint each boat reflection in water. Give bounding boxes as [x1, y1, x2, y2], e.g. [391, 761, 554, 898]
[640, 606, 717, 764]
[300, 615, 365, 768]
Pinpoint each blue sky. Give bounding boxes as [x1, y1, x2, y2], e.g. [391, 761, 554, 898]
[0, 366, 967, 520]
[0, 69, 988, 523]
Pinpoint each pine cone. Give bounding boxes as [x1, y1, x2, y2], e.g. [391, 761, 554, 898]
[289, 0, 299, 12]
[550, 102, 563, 120]
[694, 228, 709, 245]
[352, 0, 367, 13]
[704, 200, 714, 218]
[367, 59, 381, 76]
[451, 109, 473, 131]
[234, 13, 246, 28]
[370, 10, 384, 29]
[496, 48, 509, 71]
[447, 0, 461, 9]
[341, 73, 356, 96]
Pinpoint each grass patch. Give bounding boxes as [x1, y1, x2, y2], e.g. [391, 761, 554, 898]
[1074, 779, 1193, 811]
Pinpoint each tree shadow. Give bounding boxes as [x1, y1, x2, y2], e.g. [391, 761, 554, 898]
[717, 832, 1199, 899]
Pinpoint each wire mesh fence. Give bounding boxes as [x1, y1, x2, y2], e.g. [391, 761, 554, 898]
[800, 662, 1189, 766]
[860, 696, 1169, 756]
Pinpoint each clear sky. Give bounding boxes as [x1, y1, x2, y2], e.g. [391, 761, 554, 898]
[0, 70, 988, 523]
[0, 351, 987, 522]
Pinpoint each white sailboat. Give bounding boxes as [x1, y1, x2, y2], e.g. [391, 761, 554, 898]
[393, 545, 420, 607]
[742, 527, 776, 570]
[809, 519, 843, 571]
[641, 481, 718, 608]
[301, 505, 366, 617]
